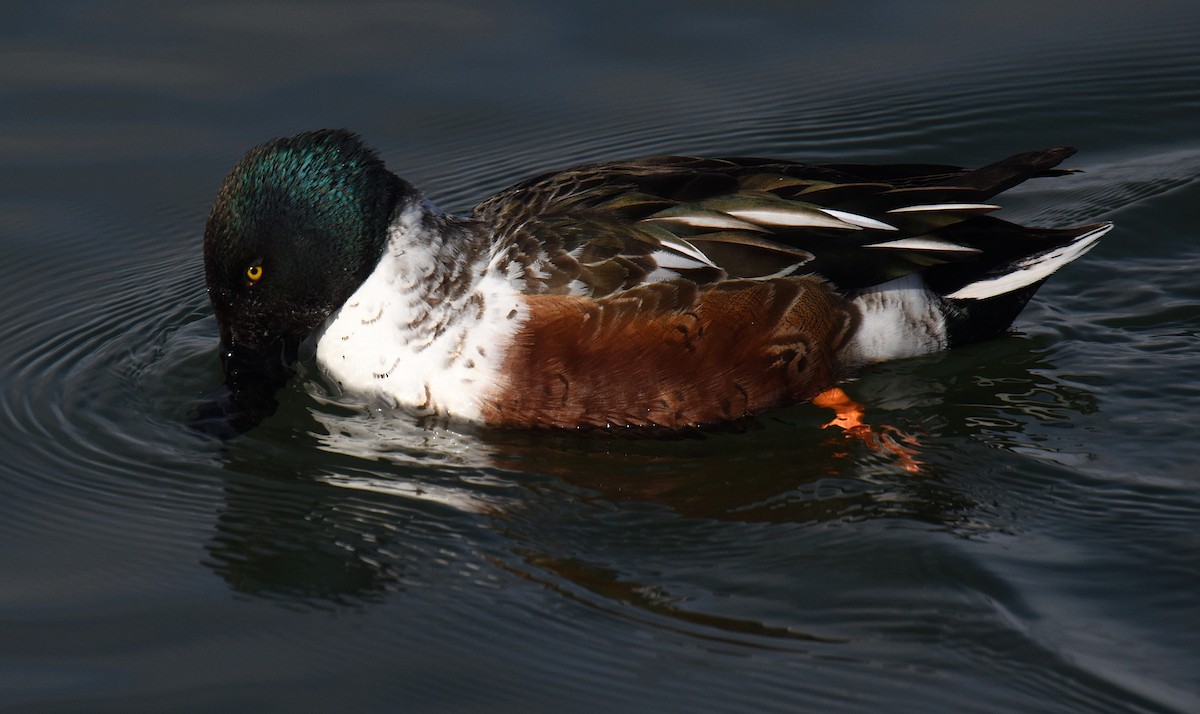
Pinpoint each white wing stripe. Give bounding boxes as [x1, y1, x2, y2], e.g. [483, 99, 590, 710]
[657, 235, 718, 267]
[651, 249, 712, 270]
[727, 208, 861, 230]
[865, 237, 981, 252]
[819, 208, 899, 231]
[642, 214, 767, 232]
[945, 224, 1112, 300]
[887, 203, 1000, 214]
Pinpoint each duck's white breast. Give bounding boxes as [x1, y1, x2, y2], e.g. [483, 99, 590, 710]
[314, 215, 528, 422]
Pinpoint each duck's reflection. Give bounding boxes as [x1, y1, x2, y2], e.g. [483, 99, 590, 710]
[205, 471, 400, 606]
[202, 338, 1097, 616]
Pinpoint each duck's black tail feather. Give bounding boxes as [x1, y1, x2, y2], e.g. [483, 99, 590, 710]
[821, 146, 1079, 199]
[952, 146, 1080, 198]
[931, 222, 1112, 347]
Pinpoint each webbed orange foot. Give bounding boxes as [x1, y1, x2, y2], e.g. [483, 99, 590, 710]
[812, 386, 867, 431]
[812, 387, 923, 473]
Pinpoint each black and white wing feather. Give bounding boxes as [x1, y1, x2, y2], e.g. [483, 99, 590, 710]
[472, 147, 1107, 299]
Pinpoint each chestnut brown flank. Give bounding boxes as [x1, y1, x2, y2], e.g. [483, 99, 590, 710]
[481, 277, 858, 428]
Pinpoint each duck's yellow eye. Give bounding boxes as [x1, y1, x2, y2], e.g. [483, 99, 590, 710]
[245, 264, 263, 283]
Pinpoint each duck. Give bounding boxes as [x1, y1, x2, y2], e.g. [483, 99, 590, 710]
[200, 128, 1110, 433]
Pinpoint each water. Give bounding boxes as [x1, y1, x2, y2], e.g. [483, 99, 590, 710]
[2, 1, 1198, 711]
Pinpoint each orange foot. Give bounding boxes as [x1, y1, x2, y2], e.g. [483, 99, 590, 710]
[812, 387, 923, 473]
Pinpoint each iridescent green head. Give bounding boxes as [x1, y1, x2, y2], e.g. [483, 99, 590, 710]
[203, 129, 411, 356]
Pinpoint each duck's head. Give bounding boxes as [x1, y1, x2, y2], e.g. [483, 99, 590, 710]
[198, 129, 411, 434]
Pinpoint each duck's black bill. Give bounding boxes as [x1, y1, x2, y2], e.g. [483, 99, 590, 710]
[188, 341, 296, 440]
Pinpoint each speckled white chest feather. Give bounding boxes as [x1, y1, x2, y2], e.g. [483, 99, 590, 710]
[313, 202, 527, 421]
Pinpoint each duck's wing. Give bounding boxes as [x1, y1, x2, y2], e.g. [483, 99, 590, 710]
[472, 148, 1082, 297]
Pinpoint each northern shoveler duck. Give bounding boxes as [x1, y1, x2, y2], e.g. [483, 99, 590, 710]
[200, 129, 1110, 433]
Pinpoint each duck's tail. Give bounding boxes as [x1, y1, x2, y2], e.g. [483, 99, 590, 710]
[841, 221, 1111, 365]
[936, 222, 1111, 347]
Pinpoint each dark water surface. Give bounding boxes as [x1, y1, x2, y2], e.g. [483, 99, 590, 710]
[3, 1, 1198, 711]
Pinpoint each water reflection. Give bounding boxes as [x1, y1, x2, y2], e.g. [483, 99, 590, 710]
[199, 336, 1098, 614]
[205, 470, 403, 607]
[498, 549, 848, 646]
